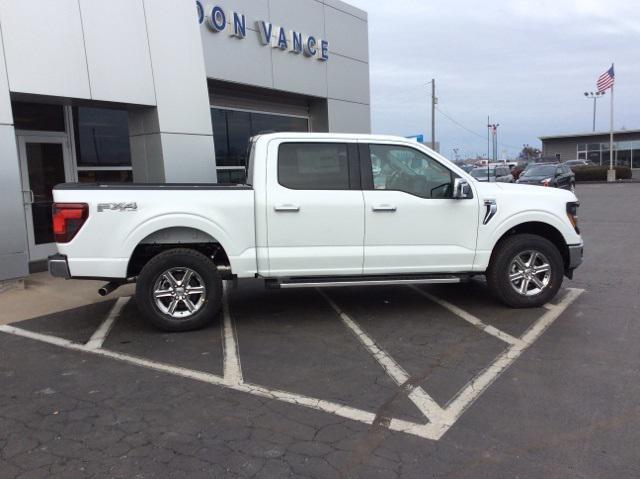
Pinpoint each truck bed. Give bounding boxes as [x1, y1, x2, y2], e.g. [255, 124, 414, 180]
[52, 183, 257, 279]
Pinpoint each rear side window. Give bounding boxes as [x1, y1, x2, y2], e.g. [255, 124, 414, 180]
[278, 143, 350, 190]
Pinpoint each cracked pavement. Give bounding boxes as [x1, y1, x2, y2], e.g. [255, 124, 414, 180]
[1, 184, 640, 478]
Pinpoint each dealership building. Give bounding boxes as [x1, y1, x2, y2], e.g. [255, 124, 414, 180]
[0, 0, 370, 282]
[540, 129, 640, 175]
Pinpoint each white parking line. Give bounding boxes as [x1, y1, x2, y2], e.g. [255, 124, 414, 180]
[0, 322, 440, 440]
[85, 297, 130, 350]
[317, 289, 448, 425]
[0, 287, 584, 442]
[440, 288, 584, 426]
[222, 282, 243, 385]
[410, 286, 523, 346]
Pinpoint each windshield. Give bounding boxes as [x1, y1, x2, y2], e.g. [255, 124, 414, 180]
[523, 164, 557, 177]
[470, 168, 494, 178]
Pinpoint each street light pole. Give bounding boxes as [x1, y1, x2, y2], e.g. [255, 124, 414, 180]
[487, 116, 490, 161]
[584, 91, 605, 132]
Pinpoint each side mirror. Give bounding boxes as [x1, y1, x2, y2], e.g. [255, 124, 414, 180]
[453, 178, 472, 199]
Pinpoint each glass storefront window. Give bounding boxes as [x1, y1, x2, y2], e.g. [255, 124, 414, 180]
[617, 149, 631, 167]
[78, 170, 133, 183]
[211, 107, 309, 183]
[587, 143, 601, 152]
[633, 150, 640, 169]
[73, 107, 131, 167]
[73, 106, 132, 183]
[12, 102, 66, 132]
[587, 151, 601, 165]
[216, 169, 249, 184]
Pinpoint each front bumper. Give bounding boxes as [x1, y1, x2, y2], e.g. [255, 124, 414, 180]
[48, 254, 71, 279]
[565, 244, 583, 278]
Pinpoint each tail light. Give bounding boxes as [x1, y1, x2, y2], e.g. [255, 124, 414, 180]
[52, 203, 88, 243]
[566, 201, 580, 234]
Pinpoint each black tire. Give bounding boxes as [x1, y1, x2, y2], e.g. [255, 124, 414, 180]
[486, 234, 564, 308]
[136, 248, 222, 332]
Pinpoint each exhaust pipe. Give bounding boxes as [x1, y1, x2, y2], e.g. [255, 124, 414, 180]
[98, 282, 122, 297]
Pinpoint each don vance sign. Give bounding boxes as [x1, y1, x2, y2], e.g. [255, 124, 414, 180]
[196, 2, 330, 62]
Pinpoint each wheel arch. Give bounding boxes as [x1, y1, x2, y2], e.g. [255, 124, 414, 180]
[490, 221, 570, 270]
[126, 224, 232, 278]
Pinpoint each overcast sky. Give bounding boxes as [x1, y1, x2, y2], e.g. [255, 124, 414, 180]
[346, 0, 640, 160]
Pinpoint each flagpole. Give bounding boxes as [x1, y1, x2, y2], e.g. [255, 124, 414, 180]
[608, 63, 615, 182]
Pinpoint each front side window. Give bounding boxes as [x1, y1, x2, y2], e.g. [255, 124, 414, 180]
[278, 143, 350, 190]
[368, 144, 454, 199]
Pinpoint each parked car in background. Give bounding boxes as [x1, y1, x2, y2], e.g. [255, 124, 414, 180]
[564, 159, 593, 170]
[517, 163, 576, 192]
[511, 160, 536, 180]
[469, 165, 514, 183]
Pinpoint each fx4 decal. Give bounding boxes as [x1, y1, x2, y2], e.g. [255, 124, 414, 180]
[97, 202, 138, 213]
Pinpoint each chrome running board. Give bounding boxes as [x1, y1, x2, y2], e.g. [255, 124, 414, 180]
[269, 275, 468, 289]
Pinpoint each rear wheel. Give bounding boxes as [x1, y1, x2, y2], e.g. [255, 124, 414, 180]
[487, 234, 564, 308]
[136, 248, 222, 331]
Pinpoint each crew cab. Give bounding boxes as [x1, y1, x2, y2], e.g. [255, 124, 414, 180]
[49, 133, 583, 331]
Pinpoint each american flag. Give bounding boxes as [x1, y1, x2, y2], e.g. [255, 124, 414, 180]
[597, 65, 615, 92]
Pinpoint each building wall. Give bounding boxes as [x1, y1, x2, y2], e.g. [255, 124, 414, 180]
[541, 138, 583, 161]
[199, 0, 370, 133]
[542, 132, 640, 165]
[0, 0, 216, 185]
[0, 24, 28, 280]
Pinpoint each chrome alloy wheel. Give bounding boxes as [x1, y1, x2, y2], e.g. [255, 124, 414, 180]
[508, 250, 552, 297]
[153, 267, 206, 319]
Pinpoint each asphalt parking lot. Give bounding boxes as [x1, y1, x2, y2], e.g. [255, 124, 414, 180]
[1, 183, 639, 478]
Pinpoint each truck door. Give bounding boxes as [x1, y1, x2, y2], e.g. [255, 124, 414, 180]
[264, 140, 364, 277]
[360, 142, 479, 274]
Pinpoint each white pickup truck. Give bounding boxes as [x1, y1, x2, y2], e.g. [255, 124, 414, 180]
[49, 133, 583, 331]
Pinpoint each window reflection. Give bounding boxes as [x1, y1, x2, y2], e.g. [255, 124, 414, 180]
[578, 141, 639, 168]
[211, 108, 309, 183]
[73, 107, 132, 167]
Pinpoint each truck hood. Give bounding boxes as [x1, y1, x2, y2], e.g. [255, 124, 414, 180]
[475, 180, 577, 202]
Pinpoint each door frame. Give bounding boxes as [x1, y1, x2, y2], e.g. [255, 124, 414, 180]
[17, 132, 75, 261]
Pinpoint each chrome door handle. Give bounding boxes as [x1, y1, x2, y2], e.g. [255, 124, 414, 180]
[372, 204, 397, 212]
[22, 190, 35, 205]
[274, 204, 300, 212]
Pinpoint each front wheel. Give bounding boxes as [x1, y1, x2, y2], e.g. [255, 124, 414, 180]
[486, 234, 564, 308]
[136, 248, 222, 331]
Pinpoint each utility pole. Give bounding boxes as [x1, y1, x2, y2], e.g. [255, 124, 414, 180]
[431, 79, 436, 151]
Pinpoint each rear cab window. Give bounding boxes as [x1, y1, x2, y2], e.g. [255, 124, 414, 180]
[277, 142, 359, 190]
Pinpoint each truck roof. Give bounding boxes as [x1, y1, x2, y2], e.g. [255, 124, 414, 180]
[253, 132, 433, 145]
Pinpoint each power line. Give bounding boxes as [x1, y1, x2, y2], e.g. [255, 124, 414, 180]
[435, 106, 523, 152]
[435, 106, 486, 140]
